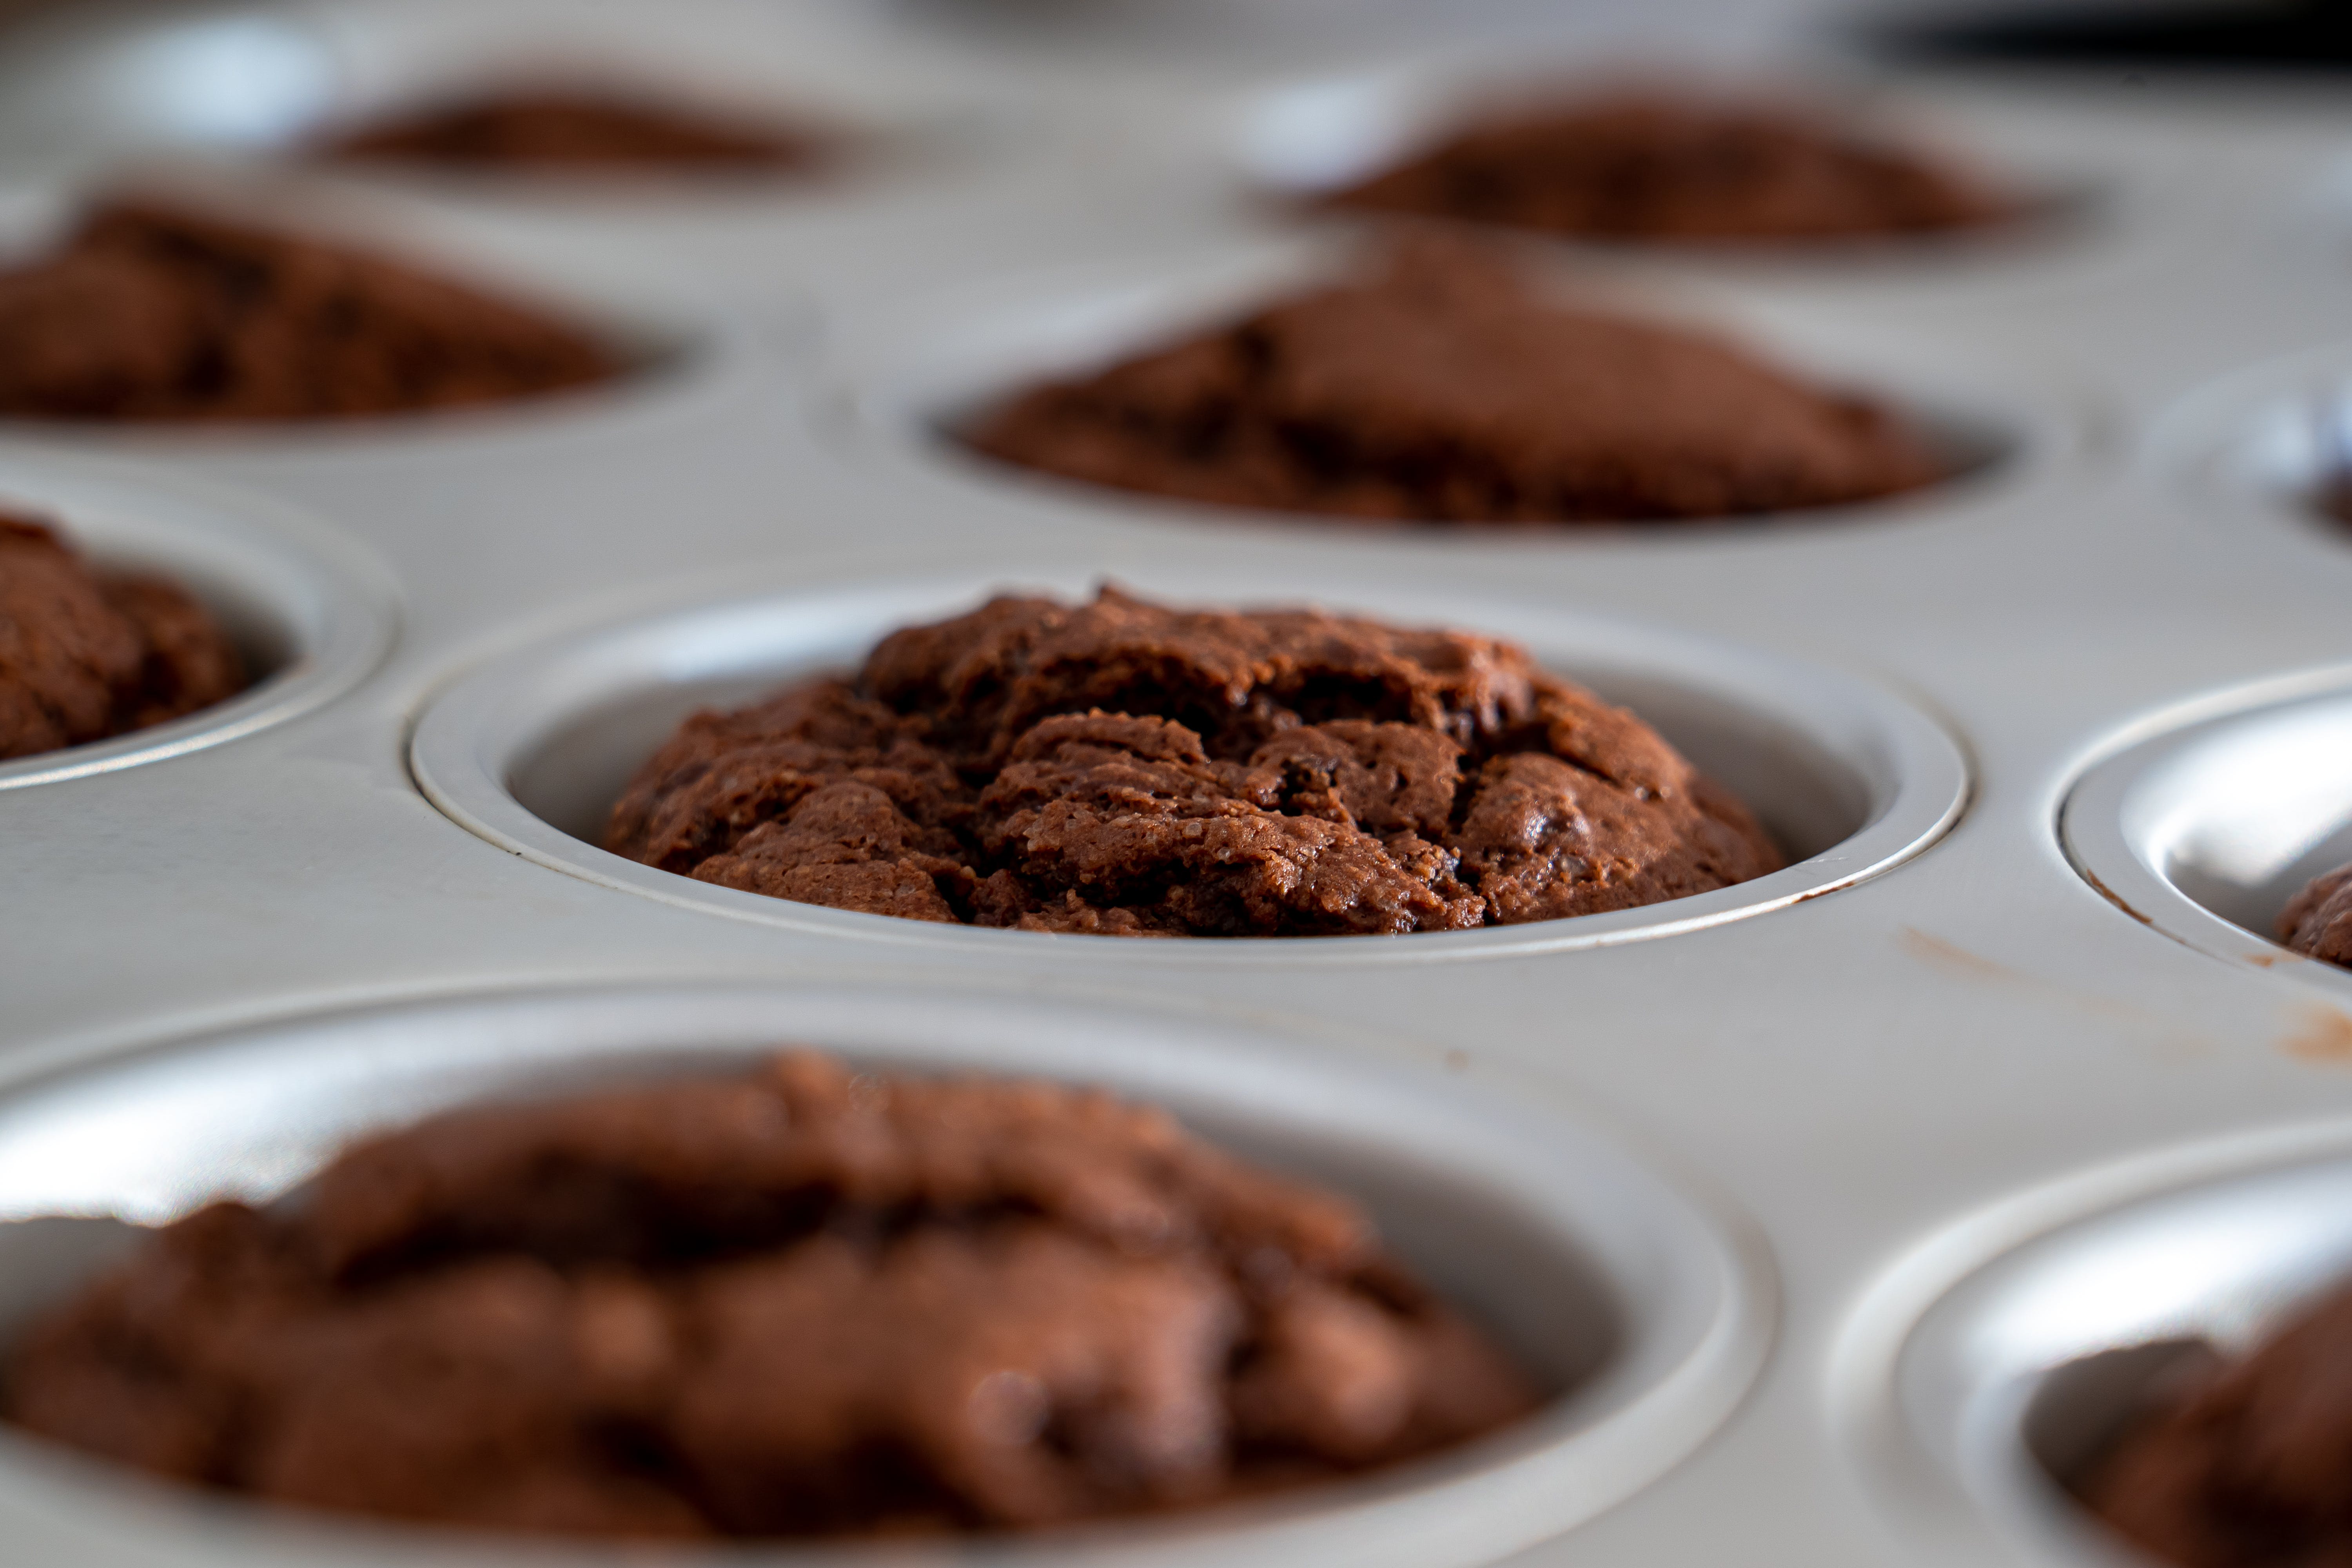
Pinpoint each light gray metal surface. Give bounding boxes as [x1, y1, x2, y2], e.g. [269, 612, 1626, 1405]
[1, 1, 2351, 1565]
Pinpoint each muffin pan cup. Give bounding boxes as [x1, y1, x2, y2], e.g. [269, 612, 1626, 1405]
[1837, 1125, 2352, 1568]
[0, 982, 1772, 1568]
[2060, 671, 2352, 1002]
[820, 230, 2065, 547]
[2, 6, 2352, 1568]
[408, 565, 1969, 960]
[0, 448, 397, 789]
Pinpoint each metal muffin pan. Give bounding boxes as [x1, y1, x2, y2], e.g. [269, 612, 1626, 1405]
[409, 565, 1969, 960]
[1837, 1122, 2352, 1568]
[0, 449, 396, 790]
[3, 1, 2352, 1564]
[2061, 669, 2352, 1002]
[0, 982, 1771, 1568]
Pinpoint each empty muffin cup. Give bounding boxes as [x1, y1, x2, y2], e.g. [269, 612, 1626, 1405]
[0, 982, 1773, 1567]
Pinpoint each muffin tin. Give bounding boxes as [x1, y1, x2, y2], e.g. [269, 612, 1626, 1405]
[4, 0, 2352, 1564]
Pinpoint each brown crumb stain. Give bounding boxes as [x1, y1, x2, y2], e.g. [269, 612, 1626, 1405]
[2076, 865, 2156, 927]
[1895, 926, 2209, 1057]
[2285, 1007, 2352, 1063]
[1897, 926, 2015, 983]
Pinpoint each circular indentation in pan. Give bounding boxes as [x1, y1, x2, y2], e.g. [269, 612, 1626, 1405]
[0, 982, 1773, 1568]
[831, 240, 2047, 538]
[2058, 670, 2352, 997]
[1835, 1127, 2352, 1568]
[0, 450, 398, 789]
[409, 566, 1969, 960]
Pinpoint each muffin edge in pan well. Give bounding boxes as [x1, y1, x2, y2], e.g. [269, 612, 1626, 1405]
[0, 982, 1772, 1568]
[0, 450, 397, 790]
[1834, 1123, 2352, 1568]
[2058, 669, 2352, 1002]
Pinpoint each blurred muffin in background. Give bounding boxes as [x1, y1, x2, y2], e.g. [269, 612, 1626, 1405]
[1320, 90, 2019, 243]
[967, 240, 1945, 524]
[0, 198, 620, 422]
[319, 87, 830, 175]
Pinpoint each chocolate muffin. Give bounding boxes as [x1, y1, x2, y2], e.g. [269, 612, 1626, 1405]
[965, 243, 1945, 523]
[605, 587, 1785, 936]
[0, 513, 245, 761]
[2279, 862, 2352, 968]
[0, 200, 619, 423]
[2082, 1278, 2352, 1566]
[1321, 91, 2016, 243]
[322, 89, 826, 173]
[4, 1050, 1540, 1539]
[2316, 473, 2352, 532]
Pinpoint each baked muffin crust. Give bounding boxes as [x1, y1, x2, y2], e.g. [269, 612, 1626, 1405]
[5, 1051, 1539, 1537]
[606, 587, 1785, 935]
[0, 514, 245, 761]
[966, 244, 1943, 524]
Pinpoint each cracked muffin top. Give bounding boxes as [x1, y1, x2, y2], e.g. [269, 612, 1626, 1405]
[1320, 90, 2017, 243]
[5, 1050, 1539, 1538]
[0, 199, 619, 423]
[964, 242, 1945, 524]
[0, 513, 246, 762]
[604, 586, 1785, 936]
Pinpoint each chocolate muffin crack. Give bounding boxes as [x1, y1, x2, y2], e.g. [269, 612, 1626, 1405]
[606, 588, 1784, 936]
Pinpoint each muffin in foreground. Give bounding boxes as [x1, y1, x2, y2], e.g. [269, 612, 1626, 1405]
[0, 513, 245, 760]
[0, 200, 619, 423]
[2279, 862, 2352, 968]
[1320, 90, 2018, 243]
[4, 1049, 1540, 1538]
[964, 243, 1944, 524]
[605, 587, 1785, 936]
[320, 88, 828, 174]
[2082, 1276, 2352, 1566]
